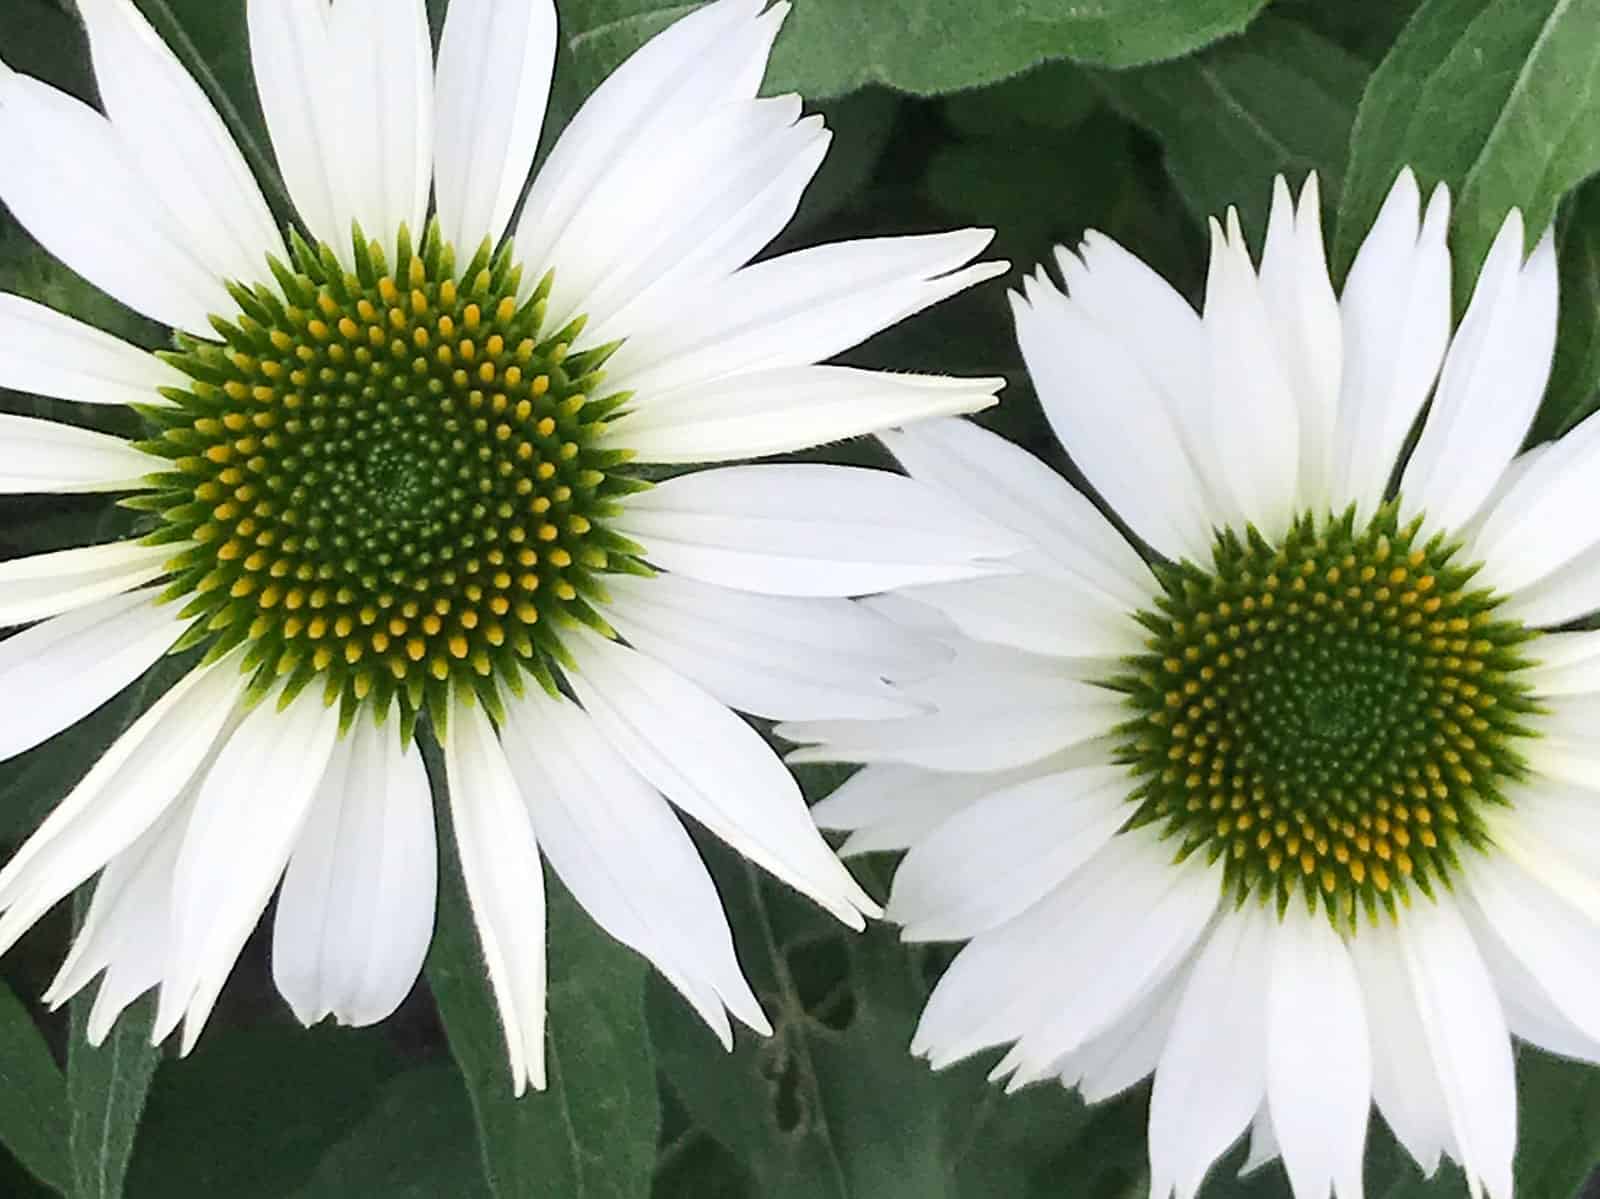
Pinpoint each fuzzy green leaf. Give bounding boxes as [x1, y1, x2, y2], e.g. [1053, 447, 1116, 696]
[0, 981, 69, 1195]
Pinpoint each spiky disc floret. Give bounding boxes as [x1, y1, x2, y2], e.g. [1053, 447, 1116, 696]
[1111, 504, 1541, 928]
[134, 222, 644, 734]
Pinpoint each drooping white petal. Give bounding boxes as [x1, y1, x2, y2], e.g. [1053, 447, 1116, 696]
[1240, 1109, 1283, 1178]
[912, 831, 1211, 1070]
[1264, 906, 1370, 1199]
[614, 465, 1023, 598]
[552, 95, 830, 339]
[516, 0, 781, 311]
[780, 641, 1122, 774]
[433, 0, 553, 251]
[1258, 175, 1342, 512]
[1394, 896, 1516, 1199]
[155, 684, 342, 1053]
[602, 367, 1001, 466]
[0, 539, 174, 627]
[1467, 891, 1600, 1064]
[1523, 629, 1600, 697]
[272, 716, 436, 1029]
[814, 760, 1031, 855]
[1201, 209, 1300, 539]
[1468, 410, 1600, 617]
[329, 0, 434, 243]
[501, 686, 769, 1044]
[1011, 268, 1212, 563]
[1401, 216, 1558, 533]
[0, 587, 181, 763]
[1330, 171, 1451, 521]
[443, 701, 547, 1096]
[0, 414, 155, 494]
[76, 0, 284, 287]
[603, 230, 1005, 396]
[603, 572, 943, 722]
[886, 765, 1129, 942]
[0, 62, 231, 332]
[44, 800, 189, 1046]
[0, 658, 245, 958]
[246, 0, 346, 251]
[1059, 968, 1187, 1104]
[1148, 905, 1273, 1199]
[566, 628, 878, 929]
[1347, 926, 1450, 1179]
[0, 295, 182, 408]
[990, 845, 1219, 1091]
[881, 418, 1152, 611]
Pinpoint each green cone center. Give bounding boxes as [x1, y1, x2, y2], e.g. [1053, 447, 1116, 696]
[137, 222, 641, 732]
[1115, 506, 1540, 925]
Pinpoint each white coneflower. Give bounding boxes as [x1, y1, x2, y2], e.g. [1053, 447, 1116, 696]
[0, 0, 1012, 1094]
[781, 171, 1600, 1197]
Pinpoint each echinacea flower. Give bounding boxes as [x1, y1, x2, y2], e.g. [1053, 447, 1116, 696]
[781, 171, 1600, 1197]
[0, 0, 1011, 1093]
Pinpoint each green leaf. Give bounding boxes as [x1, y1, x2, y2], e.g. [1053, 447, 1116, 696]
[427, 778, 659, 1199]
[294, 1065, 492, 1199]
[1335, 0, 1600, 296]
[65, 993, 159, 1199]
[0, 981, 69, 1195]
[1095, 16, 1369, 241]
[0, 0, 94, 99]
[789, 89, 903, 234]
[943, 63, 1099, 140]
[1534, 179, 1600, 441]
[1508, 1049, 1600, 1199]
[766, 0, 1272, 97]
[123, 1021, 395, 1199]
[551, 0, 1268, 102]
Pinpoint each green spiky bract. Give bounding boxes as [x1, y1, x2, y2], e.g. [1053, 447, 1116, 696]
[1111, 504, 1541, 929]
[133, 221, 646, 738]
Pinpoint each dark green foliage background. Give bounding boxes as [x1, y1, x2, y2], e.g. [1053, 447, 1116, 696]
[5, 1, 1600, 1196]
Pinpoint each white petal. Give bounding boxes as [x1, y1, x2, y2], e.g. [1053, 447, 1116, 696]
[1394, 896, 1516, 1199]
[1467, 891, 1600, 1064]
[1522, 630, 1600, 697]
[886, 765, 1130, 942]
[515, 0, 780, 307]
[567, 628, 878, 929]
[603, 367, 1002, 466]
[1202, 209, 1301, 539]
[615, 465, 1023, 598]
[1258, 175, 1342, 512]
[0, 414, 155, 494]
[501, 686, 768, 1044]
[1468, 409, 1600, 612]
[155, 684, 341, 1053]
[1265, 906, 1370, 1199]
[0, 294, 183, 407]
[45, 800, 189, 1045]
[329, 0, 434, 243]
[603, 572, 943, 721]
[0, 658, 245, 958]
[1348, 925, 1449, 1178]
[1240, 1109, 1283, 1177]
[77, 0, 283, 286]
[912, 831, 1212, 1069]
[246, 0, 346, 252]
[814, 760, 1043, 855]
[443, 700, 548, 1095]
[881, 417, 1152, 611]
[1063, 969, 1187, 1104]
[780, 641, 1122, 774]
[433, 0, 552, 251]
[1401, 217, 1557, 533]
[901, 570, 1144, 661]
[0, 62, 231, 332]
[1148, 905, 1272, 1199]
[603, 230, 1005, 396]
[1011, 265, 1212, 563]
[991, 845, 1218, 1090]
[552, 96, 828, 340]
[0, 587, 181, 763]
[272, 717, 436, 1029]
[0, 539, 174, 627]
[1331, 170, 1451, 521]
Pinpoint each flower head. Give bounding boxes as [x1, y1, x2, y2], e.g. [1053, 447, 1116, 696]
[782, 171, 1600, 1197]
[0, 0, 1011, 1092]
